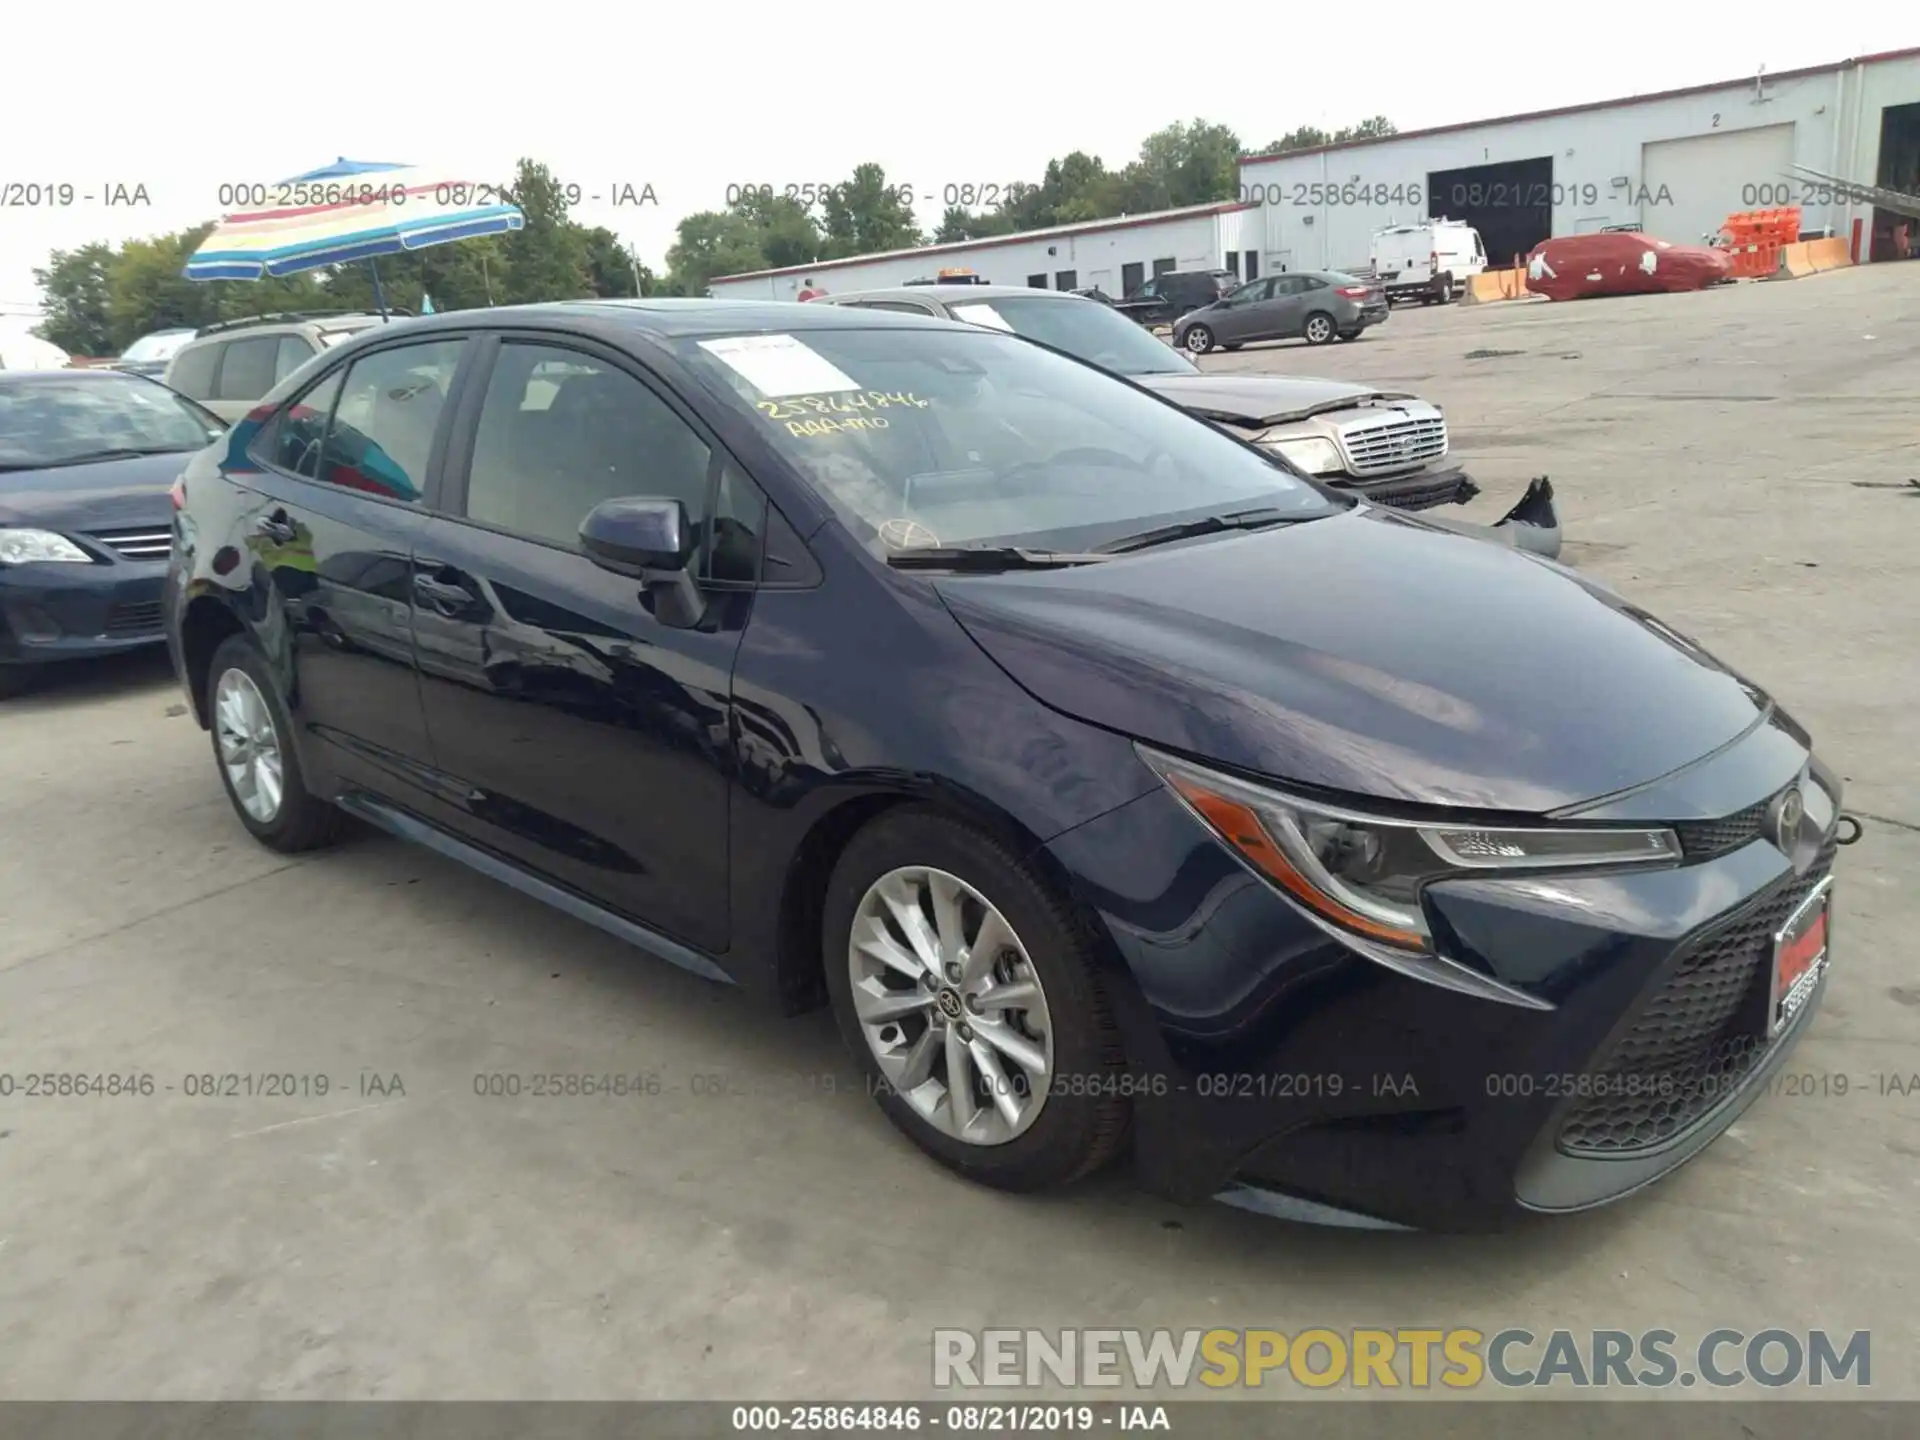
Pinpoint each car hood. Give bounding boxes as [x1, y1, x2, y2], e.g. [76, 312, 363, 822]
[934, 508, 1766, 813]
[0, 451, 191, 532]
[1132, 373, 1404, 425]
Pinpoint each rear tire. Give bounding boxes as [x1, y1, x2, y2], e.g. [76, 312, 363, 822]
[1303, 312, 1336, 345]
[822, 807, 1130, 1192]
[1434, 273, 1454, 304]
[206, 634, 343, 853]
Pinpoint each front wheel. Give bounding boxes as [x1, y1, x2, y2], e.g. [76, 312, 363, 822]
[822, 808, 1130, 1191]
[1303, 311, 1336, 345]
[1181, 324, 1215, 355]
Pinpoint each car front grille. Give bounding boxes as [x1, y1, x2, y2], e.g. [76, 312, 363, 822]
[1555, 838, 1836, 1157]
[89, 527, 174, 562]
[1673, 795, 1776, 859]
[104, 599, 164, 636]
[1355, 473, 1469, 511]
[1337, 414, 1448, 476]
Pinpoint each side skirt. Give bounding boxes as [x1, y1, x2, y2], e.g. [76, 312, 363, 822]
[335, 791, 739, 987]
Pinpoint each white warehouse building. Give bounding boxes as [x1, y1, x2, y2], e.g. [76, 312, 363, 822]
[707, 200, 1261, 300]
[709, 47, 1919, 301]
[1239, 46, 1920, 274]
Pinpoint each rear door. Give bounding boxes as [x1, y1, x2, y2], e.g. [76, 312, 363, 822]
[409, 334, 759, 952]
[238, 334, 470, 800]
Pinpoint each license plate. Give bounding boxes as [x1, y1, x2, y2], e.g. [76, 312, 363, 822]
[1770, 877, 1833, 1035]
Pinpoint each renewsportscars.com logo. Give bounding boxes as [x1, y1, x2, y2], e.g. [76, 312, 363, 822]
[933, 1328, 1871, 1391]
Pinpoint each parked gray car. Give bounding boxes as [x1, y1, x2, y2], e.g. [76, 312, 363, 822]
[813, 284, 1561, 553]
[1173, 271, 1388, 354]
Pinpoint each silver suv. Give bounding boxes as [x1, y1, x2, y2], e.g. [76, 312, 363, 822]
[163, 312, 393, 422]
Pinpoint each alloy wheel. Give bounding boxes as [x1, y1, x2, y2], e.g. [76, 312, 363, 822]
[848, 866, 1055, 1145]
[1184, 326, 1213, 355]
[1305, 314, 1333, 343]
[214, 667, 285, 823]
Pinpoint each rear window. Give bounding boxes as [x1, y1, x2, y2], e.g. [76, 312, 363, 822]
[215, 337, 278, 401]
[167, 342, 219, 400]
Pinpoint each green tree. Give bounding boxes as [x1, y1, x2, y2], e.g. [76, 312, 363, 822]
[32, 244, 116, 355]
[666, 211, 770, 295]
[1336, 116, 1397, 142]
[818, 163, 920, 259]
[581, 226, 651, 298]
[729, 191, 823, 270]
[498, 158, 590, 304]
[1253, 126, 1332, 157]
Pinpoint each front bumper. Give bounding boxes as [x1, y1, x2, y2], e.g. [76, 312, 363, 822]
[1045, 741, 1842, 1231]
[1331, 460, 1480, 511]
[0, 562, 167, 665]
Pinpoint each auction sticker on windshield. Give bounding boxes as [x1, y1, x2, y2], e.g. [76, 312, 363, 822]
[949, 303, 1013, 331]
[698, 334, 860, 396]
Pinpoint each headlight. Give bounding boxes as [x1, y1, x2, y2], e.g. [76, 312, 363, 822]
[1263, 436, 1344, 475]
[1140, 747, 1680, 953]
[0, 528, 92, 565]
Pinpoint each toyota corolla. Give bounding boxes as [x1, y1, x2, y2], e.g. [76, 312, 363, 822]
[164, 300, 1855, 1229]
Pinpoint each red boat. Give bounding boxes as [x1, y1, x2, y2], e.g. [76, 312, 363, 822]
[1524, 232, 1731, 301]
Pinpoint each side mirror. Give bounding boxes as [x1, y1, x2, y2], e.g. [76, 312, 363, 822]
[581, 497, 694, 574]
[579, 496, 706, 628]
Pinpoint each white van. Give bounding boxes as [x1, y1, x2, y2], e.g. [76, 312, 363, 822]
[1370, 219, 1487, 304]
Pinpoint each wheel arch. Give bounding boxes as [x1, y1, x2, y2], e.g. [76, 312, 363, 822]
[769, 778, 1082, 1017]
[177, 592, 248, 728]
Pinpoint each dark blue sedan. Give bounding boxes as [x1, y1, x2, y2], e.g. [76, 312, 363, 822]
[1, 368, 225, 696]
[162, 300, 1852, 1230]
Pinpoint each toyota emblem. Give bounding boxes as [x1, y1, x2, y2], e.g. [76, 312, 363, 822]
[1766, 786, 1805, 851]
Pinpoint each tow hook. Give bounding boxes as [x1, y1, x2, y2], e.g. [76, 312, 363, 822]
[1835, 814, 1865, 846]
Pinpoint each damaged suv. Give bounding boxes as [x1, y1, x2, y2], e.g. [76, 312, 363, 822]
[815, 284, 1557, 552]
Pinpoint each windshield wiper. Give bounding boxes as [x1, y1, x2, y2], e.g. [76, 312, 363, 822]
[886, 546, 1114, 572]
[33, 446, 198, 468]
[1094, 505, 1305, 555]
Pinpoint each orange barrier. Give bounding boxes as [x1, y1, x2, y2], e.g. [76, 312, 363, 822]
[1463, 265, 1531, 303]
[1718, 207, 1802, 278]
[1775, 236, 1854, 278]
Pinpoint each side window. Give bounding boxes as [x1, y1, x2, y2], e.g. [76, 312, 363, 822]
[316, 339, 465, 504]
[261, 370, 344, 478]
[168, 342, 219, 401]
[215, 337, 278, 401]
[1300, 276, 1329, 292]
[464, 342, 714, 556]
[274, 336, 317, 383]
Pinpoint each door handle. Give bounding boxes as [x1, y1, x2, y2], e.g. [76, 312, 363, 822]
[253, 510, 298, 544]
[412, 570, 479, 614]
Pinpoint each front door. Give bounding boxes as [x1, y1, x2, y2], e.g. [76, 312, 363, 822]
[1250, 275, 1309, 341]
[411, 337, 758, 953]
[1213, 278, 1273, 342]
[237, 336, 468, 799]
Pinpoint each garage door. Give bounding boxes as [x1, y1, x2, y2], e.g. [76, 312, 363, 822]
[1640, 123, 1796, 243]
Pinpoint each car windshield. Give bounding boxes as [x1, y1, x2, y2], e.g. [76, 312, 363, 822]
[945, 297, 1196, 378]
[119, 330, 194, 363]
[0, 374, 225, 470]
[682, 326, 1340, 558]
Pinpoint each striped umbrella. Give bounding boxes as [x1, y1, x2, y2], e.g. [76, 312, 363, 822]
[183, 159, 524, 297]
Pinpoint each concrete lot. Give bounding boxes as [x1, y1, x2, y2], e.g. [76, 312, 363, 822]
[1, 267, 1916, 1402]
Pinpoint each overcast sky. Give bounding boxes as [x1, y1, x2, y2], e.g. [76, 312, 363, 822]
[2, 5, 1912, 320]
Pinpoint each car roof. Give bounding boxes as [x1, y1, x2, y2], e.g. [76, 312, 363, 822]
[181, 314, 389, 344]
[316, 299, 974, 347]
